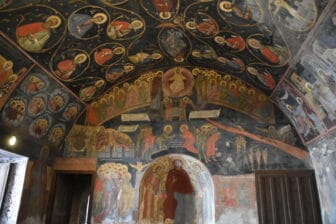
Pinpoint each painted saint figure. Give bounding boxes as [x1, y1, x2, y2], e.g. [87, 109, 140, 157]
[0, 60, 17, 85]
[28, 96, 46, 116]
[79, 80, 105, 101]
[22, 75, 46, 94]
[151, 0, 174, 19]
[69, 12, 107, 38]
[169, 67, 186, 93]
[49, 94, 65, 112]
[164, 159, 196, 224]
[160, 29, 188, 62]
[156, 125, 175, 151]
[214, 34, 245, 52]
[248, 38, 287, 65]
[247, 66, 276, 89]
[217, 56, 245, 72]
[106, 64, 134, 83]
[180, 124, 198, 154]
[16, 15, 62, 53]
[107, 19, 143, 39]
[54, 53, 87, 80]
[4, 98, 26, 123]
[94, 46, 124, 66]
[219, 0, 253, 21]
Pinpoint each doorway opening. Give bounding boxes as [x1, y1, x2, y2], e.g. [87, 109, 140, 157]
[47, 173, 94, 224]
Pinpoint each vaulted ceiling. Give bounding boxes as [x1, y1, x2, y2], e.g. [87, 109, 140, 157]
[0, 0, 335, 159]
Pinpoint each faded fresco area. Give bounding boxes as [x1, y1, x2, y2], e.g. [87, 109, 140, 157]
[308, 130, 336, 224]
[92, 154, 214, 224]
[213, 174, 258, 224]
[17, 146, 53, 224]
[272, 4, 336, 223]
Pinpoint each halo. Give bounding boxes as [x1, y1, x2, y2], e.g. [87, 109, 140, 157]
[248, 38, 261, 49]
[46, 15, 62, 29]
[113, 46, 125, 55]
[174, 56, 184, 62]
[159, 11, 172, 20]
[219, 1, 233, 13]
[296, 97, 303, 104]
[3, 60, 13, 70]
[95, 80, 105, 88]
[214, 36, 225, 44]
[217, 56, 227, 63]
[191, 50, 201, 58]
[305, 82, 313, 92]
[258, 94, 267, 102]
[247, 66, 258, 75]
[186, 21, 197, 30]
[286, 104, 293, 112]
[151, 53, 162, 60]
[124, 64, 135, 72]
[93, 13, 108, 24]
[223, 75, 231, 81]
[74, 53, 87, 64]
[220, 80, 227, 87]
[248, 89, 255, 96]
[131, 20, 143, 29]
[8, 74, 18, 83]
[229, 82, 237, 89]
[239, 86, 246, 93]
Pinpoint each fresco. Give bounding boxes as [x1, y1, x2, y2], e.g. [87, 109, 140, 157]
[308, 130, 336, 224]
[18, 145, 53, 224]
[267, 0, 326, 54]
[92, 162, 136, 224]
[272, 81, 327, 144]
[85, 67, 275, 126]
[0, 0, 301, 102]
[66, 105, 308, 176]
[213, 174, 258, 223]
[286, 5, 336, 132]
[1, 67, 84, 146]
[0, 33, 32, 109]
[92, 154, 214, 224]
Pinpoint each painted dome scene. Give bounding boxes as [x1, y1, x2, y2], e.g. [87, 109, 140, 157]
[0, 0, 335, 224]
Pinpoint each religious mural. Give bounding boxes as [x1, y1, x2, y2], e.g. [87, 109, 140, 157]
[92, 154, 214, 224]
[1, 67, 84, 146]
[0, 33, 32, 109]
[92, 162, 136, 223]
[85, 67, 275, 126]
[308, 130, 336, 224]
[285, 5, 336, 133]
[0, 0, 333, 223]
[213, 174, 258, 223]
[272, 81, 327, 144]
[66, 111, 308, 176]
[0, 0, 303, 102]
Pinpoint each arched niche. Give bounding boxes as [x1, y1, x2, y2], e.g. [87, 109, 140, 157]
[138, 153, 215, 224]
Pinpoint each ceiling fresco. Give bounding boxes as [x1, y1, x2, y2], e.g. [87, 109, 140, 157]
[0, 0, 325, 100]
[0, 0, 334, 161]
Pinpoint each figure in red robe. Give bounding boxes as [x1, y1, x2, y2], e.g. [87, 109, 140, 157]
[180, 124, 198, 154]
[151, 0, 174, 13]
[196, 17, 218, 36]
[164, 159, 195, 223]
[94, 48, 114, 65]
[224, 35, 245, 51]
[55, 53, 87, 80]
[248, 38, 281, 64]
